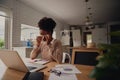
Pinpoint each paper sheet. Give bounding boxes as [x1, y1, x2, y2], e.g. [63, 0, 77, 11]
[22, 58, 49, 65]
[34, 60, 49, 64]
[49, 73, 78, 80]
[54, 64, 81, 74]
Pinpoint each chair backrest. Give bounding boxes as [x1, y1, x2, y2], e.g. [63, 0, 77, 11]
[72, 48, 100, 66]
[62, 52, 71, 63]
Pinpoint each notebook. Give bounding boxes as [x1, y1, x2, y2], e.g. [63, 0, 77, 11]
[23, 58, 50, 65]
[0, 50, 46, 72]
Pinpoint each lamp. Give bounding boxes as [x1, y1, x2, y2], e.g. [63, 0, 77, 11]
[85, 0, 95, 30]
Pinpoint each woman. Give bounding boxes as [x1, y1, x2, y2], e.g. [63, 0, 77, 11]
[30, 17, 63, 63]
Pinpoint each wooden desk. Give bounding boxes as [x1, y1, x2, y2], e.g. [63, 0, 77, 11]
[0, 61, 94, 80]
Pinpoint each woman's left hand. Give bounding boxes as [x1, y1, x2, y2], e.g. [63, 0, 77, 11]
[44, 35, 52, 45]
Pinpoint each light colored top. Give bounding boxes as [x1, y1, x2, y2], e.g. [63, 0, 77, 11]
[30, 39, 63, 63]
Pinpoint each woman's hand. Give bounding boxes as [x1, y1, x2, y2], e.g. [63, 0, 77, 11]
[36, 35, 52, 46]
[36, 36, 42, 47]
[43, 35, 52, 45]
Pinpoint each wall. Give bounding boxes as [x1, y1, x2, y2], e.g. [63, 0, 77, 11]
[0, 0, 67, 47]
[0, 1, 13, 49]
[82, 24, 108, 47]
[72, 30, 81, 47]
[92, 27, 108, 46]
[107, 21, 120, 44]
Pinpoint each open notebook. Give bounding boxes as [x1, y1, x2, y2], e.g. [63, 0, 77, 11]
[0, 50, 46, 72]
[23, 58, 50, 65]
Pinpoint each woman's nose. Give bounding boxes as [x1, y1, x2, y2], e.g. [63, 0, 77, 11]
[43, 36, 46, 41]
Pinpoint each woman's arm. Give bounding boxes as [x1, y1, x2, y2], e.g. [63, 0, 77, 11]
[30, 36, 42, 59]
[51, 40, 63, 64]
[30, 47, 40, 59]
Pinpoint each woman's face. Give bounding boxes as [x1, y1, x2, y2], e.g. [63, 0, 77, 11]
[39, 29, 52, 42]
[40, 29, 48, 36]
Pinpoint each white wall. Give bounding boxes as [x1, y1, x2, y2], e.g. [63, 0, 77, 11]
[72, 30, 81, 47]
[0, 0, 67, 47]
[82, 25, 108, 47]
[92, 28, 108, 46]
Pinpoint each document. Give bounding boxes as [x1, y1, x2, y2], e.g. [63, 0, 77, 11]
[54, 64, 81, 74]
[49, 64, 81, 80]
[34, 59, 49, 64]
[49, 73, 78, 80]
[22, 58, 49, 65]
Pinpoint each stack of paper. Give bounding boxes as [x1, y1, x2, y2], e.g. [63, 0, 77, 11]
[48, 64, 81, 80]
[55, 64, 81, 74]
[49, 73, 77, 80]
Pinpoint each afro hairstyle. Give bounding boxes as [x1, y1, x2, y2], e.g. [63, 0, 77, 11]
[38, 17, 56, 32]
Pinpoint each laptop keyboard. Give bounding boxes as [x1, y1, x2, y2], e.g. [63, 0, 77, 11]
[27, 66, 37, 70]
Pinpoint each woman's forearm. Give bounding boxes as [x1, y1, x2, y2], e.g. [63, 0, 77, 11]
[30, 48, 40, 59]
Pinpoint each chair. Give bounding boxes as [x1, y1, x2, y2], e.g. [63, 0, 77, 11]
[62, 52, 71, 63]
[72, 48, 100, 66]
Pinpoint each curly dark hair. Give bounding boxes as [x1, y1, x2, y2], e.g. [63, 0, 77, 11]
[38, 17, 56, 33]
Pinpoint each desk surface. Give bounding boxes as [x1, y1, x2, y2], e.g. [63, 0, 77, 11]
[0, 61, 94, 80]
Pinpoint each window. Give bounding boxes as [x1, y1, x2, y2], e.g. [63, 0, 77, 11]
[52, 31, 56, 39]
[21, 24, 57, 41]
[0, 16, 5, 49]
[109, 24, 120, 44]
[86, 34, 92, 43]
[0, 7, 13, 49]
[21, 24, 39, 41]
[83, 32, 92, 45]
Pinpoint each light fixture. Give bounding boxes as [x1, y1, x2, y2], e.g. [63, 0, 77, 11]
[85, 0, 95, 29]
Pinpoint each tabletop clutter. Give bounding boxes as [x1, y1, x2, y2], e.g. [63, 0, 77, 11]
[48, 64, 81, 80]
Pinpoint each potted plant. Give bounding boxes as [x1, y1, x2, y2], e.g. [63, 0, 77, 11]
[89, 31, 120, 80]
[0, 39, 4, 49]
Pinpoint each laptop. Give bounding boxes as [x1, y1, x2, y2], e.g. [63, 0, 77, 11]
[0, 50, 46, 72]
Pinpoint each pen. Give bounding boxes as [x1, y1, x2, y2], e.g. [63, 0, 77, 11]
[34, 59, 42, 62]
[29, 59, 42, 62]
